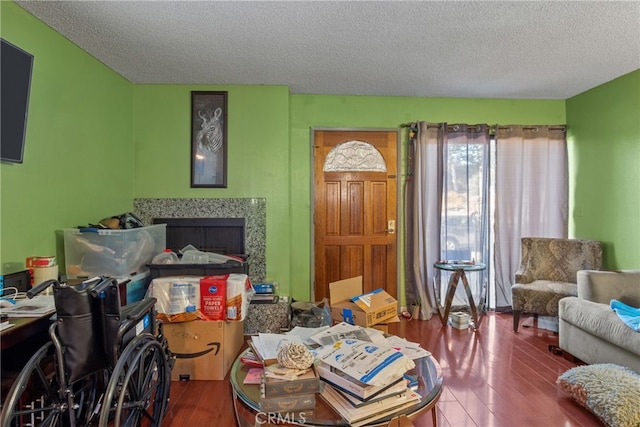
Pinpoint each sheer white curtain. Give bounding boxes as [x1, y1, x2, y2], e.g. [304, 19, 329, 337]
[493, 126, 568, 311]
[405, 122, 490, 319]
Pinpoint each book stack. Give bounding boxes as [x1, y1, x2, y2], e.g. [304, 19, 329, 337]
[449, 311, 470, 329]
[317, 363, 420, 426]
[245, 323, 430, 425]
[250, 283, 278, 304]
[312, 335, 420, 426]
[258, 364, 319, 418]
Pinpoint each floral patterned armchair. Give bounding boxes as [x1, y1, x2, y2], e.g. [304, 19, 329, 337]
[511, 237, 603, 332]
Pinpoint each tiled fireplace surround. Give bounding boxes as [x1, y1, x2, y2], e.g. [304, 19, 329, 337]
[133, 198, 266, 282]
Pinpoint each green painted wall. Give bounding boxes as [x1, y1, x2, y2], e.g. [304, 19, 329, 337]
[133, 90, 565, 301]
[567, 70, 640, 268]
[5, 0, 637, 303]
[0, 2, 134, 274]
[133, 84, 292, 293]
[289, 95, 566, 300]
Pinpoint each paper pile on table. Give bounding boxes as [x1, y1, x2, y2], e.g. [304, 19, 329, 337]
[240, 322, 431, 425]
[309, 323, 427, 425]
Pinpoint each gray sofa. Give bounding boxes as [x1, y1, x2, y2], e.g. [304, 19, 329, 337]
[559, 270, 640, 373]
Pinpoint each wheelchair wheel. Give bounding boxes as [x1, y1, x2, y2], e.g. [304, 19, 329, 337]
[98, 334, 171, 427]
[0, 342, 102, 427]
[0, 342, 62, 426]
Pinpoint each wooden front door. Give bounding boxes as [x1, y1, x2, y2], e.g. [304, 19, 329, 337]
[313, 129, 398, 302]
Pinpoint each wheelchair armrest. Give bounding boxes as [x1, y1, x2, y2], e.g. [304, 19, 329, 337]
[121, 297, 157, 322]
[113, 297, 159, 356]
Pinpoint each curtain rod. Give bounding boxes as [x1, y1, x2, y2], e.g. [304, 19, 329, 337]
[399, 123, 440, 130]
[400, 123, 566, 132]
[494, 125, 566, 132]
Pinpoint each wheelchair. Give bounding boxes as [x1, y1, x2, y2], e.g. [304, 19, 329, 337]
[0, 276, 173, 426]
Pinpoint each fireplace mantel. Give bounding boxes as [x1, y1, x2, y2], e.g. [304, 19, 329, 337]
[134, 198, 266, 282]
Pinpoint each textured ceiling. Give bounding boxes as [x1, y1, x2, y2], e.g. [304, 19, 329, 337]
[15, 0, 640, 99]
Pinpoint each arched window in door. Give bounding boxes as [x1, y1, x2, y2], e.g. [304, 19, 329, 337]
[323, 140, 387, 172]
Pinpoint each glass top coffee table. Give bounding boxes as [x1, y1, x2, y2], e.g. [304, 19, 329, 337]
[230, 348, 444, 426]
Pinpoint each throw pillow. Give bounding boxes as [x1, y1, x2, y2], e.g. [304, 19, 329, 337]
[557, 363, 640, 427]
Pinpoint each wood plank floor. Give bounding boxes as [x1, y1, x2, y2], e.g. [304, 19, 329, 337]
[162, 312, 602, 426]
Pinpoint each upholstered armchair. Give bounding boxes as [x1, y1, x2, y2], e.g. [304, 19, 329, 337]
[511, 237, 603, 332]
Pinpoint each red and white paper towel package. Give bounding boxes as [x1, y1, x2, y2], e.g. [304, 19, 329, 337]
[147, 273, 253, 322]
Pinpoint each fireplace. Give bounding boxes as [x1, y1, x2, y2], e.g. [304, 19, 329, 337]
[134, 198, 266, 282]
[153, 217, 246, 256]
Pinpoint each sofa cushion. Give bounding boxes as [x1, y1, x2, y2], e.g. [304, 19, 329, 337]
[578, 270, 640, 307]
[512, 280, 576, 315]
[557, 363, 640, 427]
[560, 297, 640, 356]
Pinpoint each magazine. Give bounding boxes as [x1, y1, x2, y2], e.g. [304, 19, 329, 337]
[243, 367, 264, 385]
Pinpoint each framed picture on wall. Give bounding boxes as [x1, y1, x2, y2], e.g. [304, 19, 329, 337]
[191, 91, 228, 188]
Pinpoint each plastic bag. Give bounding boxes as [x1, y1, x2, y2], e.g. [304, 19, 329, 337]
[151, 250, 179, 264]
[291, 298, 332, 328]
[179, 245, 237, 264]
[147, 276, 201, 322]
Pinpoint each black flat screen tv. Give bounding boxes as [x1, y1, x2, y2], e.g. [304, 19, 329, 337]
[1, 39, 34, 164]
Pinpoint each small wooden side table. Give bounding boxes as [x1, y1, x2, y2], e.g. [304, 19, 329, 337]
[433, 262, 487, 328]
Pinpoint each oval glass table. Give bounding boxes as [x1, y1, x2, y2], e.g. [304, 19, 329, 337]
[230, 348, 443, 427]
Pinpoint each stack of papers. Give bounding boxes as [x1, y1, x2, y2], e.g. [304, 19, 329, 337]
[238, 322, 433, 426]
[316, 362, 405, 401]
[0, 321, 15, 331]
[384, 335, 431, 359]
[0, 295, 55, 318]
[312, 338, 415, 387]
[308, 322, 386, 346]
[320, 382, 420, 427]
[249, 333, 302, 363]
[264, 364, 311, 381]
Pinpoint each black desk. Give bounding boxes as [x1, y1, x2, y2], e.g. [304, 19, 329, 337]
[1, 314, 53, 401]
[1, 315, 53, 350]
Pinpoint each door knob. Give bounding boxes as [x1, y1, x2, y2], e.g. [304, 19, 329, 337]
[385, 220, 395, 234]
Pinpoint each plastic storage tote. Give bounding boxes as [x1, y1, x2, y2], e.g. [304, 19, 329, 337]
[64, 224, 166, 278]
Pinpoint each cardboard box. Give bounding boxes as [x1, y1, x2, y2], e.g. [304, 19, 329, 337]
[163, 319, 244, 381]
[259, 393, 316, 413]
[368, 319, 400, 334]
[329, 276, 398, 327]
[260, 366, 320, 398]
